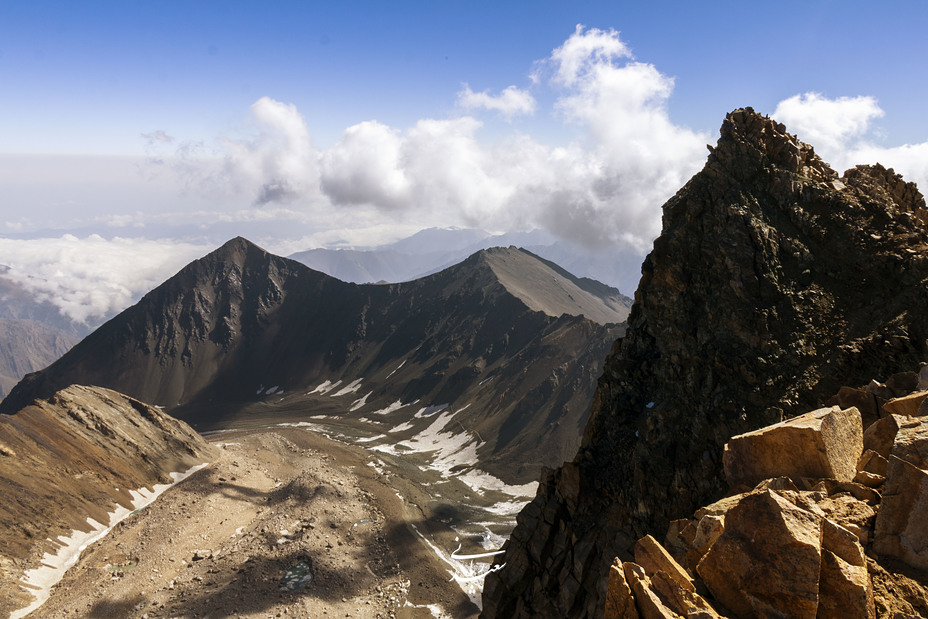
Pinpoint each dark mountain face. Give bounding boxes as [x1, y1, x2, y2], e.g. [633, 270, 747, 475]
[482, 108, 928, 617]
[1, 241, 625, 483]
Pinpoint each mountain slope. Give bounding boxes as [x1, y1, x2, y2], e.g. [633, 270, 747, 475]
[1, 243, 625, 484]
[0, 385, 213, 617]
[0, 319, 78, 399]
[482, 108, 928, 617]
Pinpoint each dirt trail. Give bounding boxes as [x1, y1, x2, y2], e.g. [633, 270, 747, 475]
[27, 428, 478, 618]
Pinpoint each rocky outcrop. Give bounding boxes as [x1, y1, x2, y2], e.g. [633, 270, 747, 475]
[605, 382, 928, 619]
[0, 385, 214, 617]
[482, 108, 928, 617]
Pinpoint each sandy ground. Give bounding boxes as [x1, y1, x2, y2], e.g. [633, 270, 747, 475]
[24, 427, 479, 619]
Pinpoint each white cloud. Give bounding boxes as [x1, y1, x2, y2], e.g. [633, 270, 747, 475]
[544, 24, 632, 87]
[456, 84, 537, 119]
[320, 121, 410, 209]
[0, 236, 212, 324]
[773, 93, 884, 156]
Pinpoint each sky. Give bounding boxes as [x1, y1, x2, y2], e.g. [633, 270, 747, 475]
[2, 0, 928, 323]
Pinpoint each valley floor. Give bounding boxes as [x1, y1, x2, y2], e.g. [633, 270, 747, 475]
[23, 427, 480, 618]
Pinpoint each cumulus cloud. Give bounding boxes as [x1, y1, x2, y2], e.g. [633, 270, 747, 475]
[0, 236, 212, 325]
[456, 84, 537, 119]
[148, 26, 708, 251]
[773, 93, 884, 156]
[773, 92, 928, 193]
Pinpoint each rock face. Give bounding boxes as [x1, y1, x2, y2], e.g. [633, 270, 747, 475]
[482, 108, 928, 617]
[0, 385, 214, 616]
[1, 243, 626, 484]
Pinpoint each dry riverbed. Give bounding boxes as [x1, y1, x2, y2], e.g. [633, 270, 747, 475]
[26, 428, 479, 618]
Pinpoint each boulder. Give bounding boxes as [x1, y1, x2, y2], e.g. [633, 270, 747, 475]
[623, 562, 683, 619]
[634, 535, 695, 593]
[882, 391, 928, 418]
[605, 558, 639, 619]
[857, 449, 889, 477]
[863, 414, 906, 458]
[828, 386, 880, 431]
[873, 456, 928, 570]
[817, 549, 875, 619]
[686, 515, 724, 570]
[723, 406, 863, 489]
[649, 571, 721, 619]
[889, 416, 928, 469]
[816, 493, 877, 545]
[696, 490, 822, 618]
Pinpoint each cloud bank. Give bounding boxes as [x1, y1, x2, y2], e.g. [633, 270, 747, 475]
[153, 25, 709, 252]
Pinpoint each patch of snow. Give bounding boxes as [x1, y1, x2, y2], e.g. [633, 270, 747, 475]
[482, 499, 531, 517]
[308, 379, 341, 395]
[309, 414, 327, 419]
[332, 378, 363, 397]
[404, 601, 450, 618]
[478, 375, 496, 386]
[265, 385, 280, 395]
[13, 463, 209, 619]
[277, 421, 328, 433]
[386, 359, 407, 378]
[388, 420, 415, 433]
[369, 400, 408, 416]
[456, 470, 538, 498]
[349, 392, 371, 411]
[355, 434, 386, 444]
[408, 524, 496, 608]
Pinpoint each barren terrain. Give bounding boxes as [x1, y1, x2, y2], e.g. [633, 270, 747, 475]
[26, 427, 482, 618]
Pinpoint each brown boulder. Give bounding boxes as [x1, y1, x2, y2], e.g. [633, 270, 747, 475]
[649, 571, 721, 619]
[605, 558, 639, 619]
[863, 414, 906, 458]
[858, 449, 889, 477]
[882, 391, 928, 418]
[723, 406, 863, 489]
[873, 456, 928, 570]
[696, 490, 822, 618]
[817, 549, 875, 619]
[623, 562, 683, 619]
[828, 386, 881, 431]
[890, 416, 928, 469]
[634, 535, 695, 593]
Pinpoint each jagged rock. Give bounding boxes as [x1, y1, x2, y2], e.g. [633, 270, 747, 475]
[818, 549, 875, 619]
[696, 490, 822, 618]
[482, 107, 928, 617]
[864, 414, 907, 458]
[605, 558, 639, 619]
[889, 416, 928, 469]
[816, 493, 877, 545]
[649, 571, 720, 619]
[873, 456, 928, 570]
[853, 470, 885, 488]
[634, 535, 694, 594]
[883, 391, 928, 417]
[623, 562, 683, 619]
[685, 515, 724, 571]
[723, 406, 863, 489]
[858, 449, 890, 477]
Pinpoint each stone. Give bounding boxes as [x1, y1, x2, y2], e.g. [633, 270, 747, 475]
[873, 456, 928, 570]
[816, 494, 877, 545]
[649, 571, 721, 619]
[853, 470, 885, 488]
[882, 391, 928, 417]
[686, 515, 724, 571]
[723, 406, 863, 489]
[693, 493, 747, 520]
[634, 535, 695, 593]
[605, 558, 639, 619]
[886, 372, 920, 398]
[623, 562, 683, 619]
[817, 549, 875, 619]
[889, 416, 928, 469]
[696, 490, 822, 618]
[863, 414, 906, 458]
[822, 518, 866, 567]
[858, 449, 889, 477]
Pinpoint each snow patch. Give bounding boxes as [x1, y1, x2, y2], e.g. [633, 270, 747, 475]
[355, 434, 386, 443]
[265, 385, 281, 395]
[414, 404, 448, 418]
[309, 379, 341, 395]
[388, 420, 415, 433]
[13, 463, 209, 619]
[349, 392, 371, 411]
[386, 359, 407, 378]
[332, 378, 363, 397]
[369, 399, 408, 416]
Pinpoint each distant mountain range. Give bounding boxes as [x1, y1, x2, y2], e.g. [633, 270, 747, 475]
[1, 240, 629, 483]
[289, 227, 645, 296]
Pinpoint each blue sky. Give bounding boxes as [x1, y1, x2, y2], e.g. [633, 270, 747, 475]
[2, 1, 928, 322]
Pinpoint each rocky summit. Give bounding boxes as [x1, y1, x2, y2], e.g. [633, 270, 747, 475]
[482, 108, 928, 617]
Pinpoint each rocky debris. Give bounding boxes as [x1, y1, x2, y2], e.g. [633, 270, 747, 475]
[722, 406, 863, 490]
[0, 385, 214, 618]
[482, 107, 928, 617]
